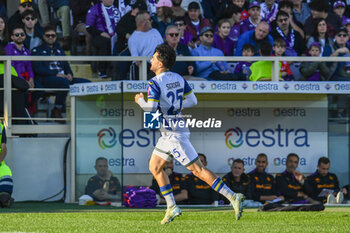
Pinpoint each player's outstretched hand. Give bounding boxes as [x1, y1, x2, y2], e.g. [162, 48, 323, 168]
[135, 92, 144, 104]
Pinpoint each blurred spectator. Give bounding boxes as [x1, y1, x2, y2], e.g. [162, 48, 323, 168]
[213, 19, 234, 56]
[150, 158, 188, 205]
[47, 0, 71, 50]
[270, 11, 306, 56]
[31, 25, 90, 121]
[216, 0, 248, 23]
[115, 0, 147, 55]
[276, 153, 319, 204]
[86, 0, 121, 78]
[184, 153, 218, 204]
[191, 27, 236, 80]
[276, 0, 304, 39]
[174, 16, 192, 45]
[217, 4, 241, 54]
[343, 18, 350, 44]
[0, 0, 7, 20]
[5, 26, 35, 89]
[184, 1, 210, 48]
[85, 157, 121, 202]
[304, 157, 344, 204]
[0, 16, 8, 47]
[181, 0, 204, 16]
[22, 9, 43, 50]
[260, 0, 278, 23]
[70, 0, 99, 55]
[165, 25, 194, 76]
[221, 159, 252, 203]
[307, 18, 335, 57]
[300, 42, 334, 81]
[249, 41, 280, 81]
[333, 1, 349, 26]
[272, 38, 293, 81]
[235, 21, 273, 56]
[0, 123, 13, 208]
[8, 0, 34, 34]
[234, 43, 254, 80]
[330, 27, 350, 81]
[304, 0, 341, 38]
[128, 11, 163, 77]
[342, 184, 350, 201]
[172, 0, 186, 17]
[291, 0, 311, 25]
[240, 1, 261, 34]
[200, 0, 218, 20]
[249, 153, 283, 203]
[152, 0, 174, 37]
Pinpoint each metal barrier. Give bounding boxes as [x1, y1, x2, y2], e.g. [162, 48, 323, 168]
[1, 55, 350, 136]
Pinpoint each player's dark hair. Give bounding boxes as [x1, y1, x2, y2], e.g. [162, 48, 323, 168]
[155, 43, 176, 69]
[259, 41, 272, 56]
[257, 153, 267, 160]
[242, 43, 254, 53]
[287, 153, 299, 162]
[198, 153, 207, 162]
[318, 157, 330, 166]
[95, 157, 108, 165]
[233, 158, 244, 166]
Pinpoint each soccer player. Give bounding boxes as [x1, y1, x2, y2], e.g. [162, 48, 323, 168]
[134, 44, 244, 224]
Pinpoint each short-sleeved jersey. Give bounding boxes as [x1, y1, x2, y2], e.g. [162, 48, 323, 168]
[147, 71, 193, 133]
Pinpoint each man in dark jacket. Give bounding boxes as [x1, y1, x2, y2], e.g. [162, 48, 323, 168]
[8, 0, 34, 33]
[31, 25, 89, 121]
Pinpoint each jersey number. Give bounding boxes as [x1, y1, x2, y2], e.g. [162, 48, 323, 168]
[166, 88, 183, 115]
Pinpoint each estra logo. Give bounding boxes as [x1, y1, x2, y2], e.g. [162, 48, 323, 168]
[97, 127, 117, 149]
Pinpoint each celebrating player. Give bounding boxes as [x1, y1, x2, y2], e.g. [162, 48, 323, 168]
[134, 44, 244, 224]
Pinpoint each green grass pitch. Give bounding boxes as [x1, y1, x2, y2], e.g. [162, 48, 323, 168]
[1, 203, 349, 233]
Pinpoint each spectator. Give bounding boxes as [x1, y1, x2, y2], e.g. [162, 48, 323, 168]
[291, 0, 311, 25]
[181, 0, 204, 16]
[22, 9, 43, 50]
[249, 41, 280, 81]
[172, 0, 186, 17]
[307, 18, 335, 57]
[86, 0, 121, 78]
[330, 27, 350, 81]
[276, 153, 319, 204]
[174, 16, 192, 46]
[304, 157, 344, 204]
[165, 25, 194, 76]
[342, 184, 350, 201]
[5, 26, 35, 89]
[85, 157, 121, 202]
[47, 0, 71, 50]
[221, 159, 252, 204]
[212, 19, 234, 56]
[115, 0, 147, 55]
[128, 11, 164, 78]
[276, 0, 304, 39]
[343, 19, 350, 46]
[270, 11, 306, 56]
[0, 123, 13, 208]
[184, 1, 210, 48]
[272, 38, 293, 81]
[300, 42, 335, 81]
[216, 0, 248, 23]
[333, 1, 349, 26]
[191, 27, 236, 80]
[240, 1, 261, 35]
[150, 158, 188, 205]
[0, 16, 8, 47]
[70, 0, 99, 55]
[304, 0, 341, 38]
[235, 21, 273, 56]
[234, 43, 254, 80]
[249, 153, 284, 203]
[31, 25, 90, 121]
[152, 0, 174, 37]
[260, 0, 278, 23]
[184, 153, 218, 204]
[217, 4, 241, 53]
[8, 0, 34, 34]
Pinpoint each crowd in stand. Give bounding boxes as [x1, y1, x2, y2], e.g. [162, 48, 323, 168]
[1, 0, 350, 121]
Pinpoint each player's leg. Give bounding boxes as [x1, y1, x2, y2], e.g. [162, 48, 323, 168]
[186, 160, 244, 220]
[149, 153, 181, 224]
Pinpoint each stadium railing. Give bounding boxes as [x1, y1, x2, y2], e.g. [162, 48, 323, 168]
[1, 55, 350, 137]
